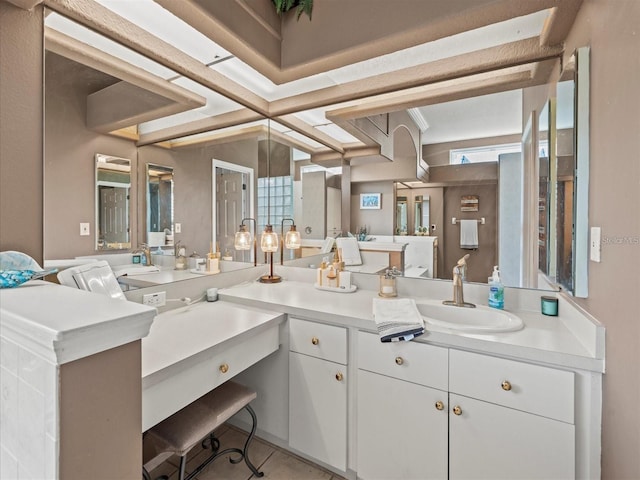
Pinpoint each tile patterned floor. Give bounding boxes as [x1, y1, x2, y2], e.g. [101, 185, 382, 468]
[147, 425, 347, 480]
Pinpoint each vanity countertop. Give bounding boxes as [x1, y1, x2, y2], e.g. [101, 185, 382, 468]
[0, 280, 156, 364]
[219, 279, 605, 373]
[142, 300, 285, 381]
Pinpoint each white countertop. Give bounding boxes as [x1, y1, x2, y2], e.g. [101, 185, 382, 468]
[142, 300, 285, 383]
[219, 280, 604, 373]
[0, 281, 156, 364]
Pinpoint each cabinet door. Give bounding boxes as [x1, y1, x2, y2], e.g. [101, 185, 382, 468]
[289, 352, 347, 471]
[357, 370, 448, 480]
[449, 394, 575, 480]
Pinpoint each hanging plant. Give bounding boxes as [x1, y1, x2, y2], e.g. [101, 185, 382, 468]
[272, 0, 313, 20]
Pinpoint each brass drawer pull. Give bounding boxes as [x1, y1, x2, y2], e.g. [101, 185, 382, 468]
[219, 363, 229, 374]
[395, 356, 404, 365]
[435, 401, 445, 411]
[452, 405, 462, 416]
[311, 337, 319, 345]
[335, 372, 344, 382]
[501, 380, 512, 391]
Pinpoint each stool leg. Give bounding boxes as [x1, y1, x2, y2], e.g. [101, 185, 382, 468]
[241, 404, 264, 477]
[178, 455, 187, 480]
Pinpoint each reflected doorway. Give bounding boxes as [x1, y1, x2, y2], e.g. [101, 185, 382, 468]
[212, 160, 254, 262]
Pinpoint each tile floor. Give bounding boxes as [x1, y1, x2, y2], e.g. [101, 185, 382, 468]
[147, 425, 347, 480]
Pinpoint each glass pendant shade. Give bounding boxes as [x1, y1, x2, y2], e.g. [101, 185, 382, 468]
[284, 226, 301, 249]
[260, 225, 279, 253]
[234, 225, 251, 250]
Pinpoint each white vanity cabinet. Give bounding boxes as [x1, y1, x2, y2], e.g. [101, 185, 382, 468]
[288, 317, 348, 472]
[448, 349, 575, 480]
[356, 331, 449, 479]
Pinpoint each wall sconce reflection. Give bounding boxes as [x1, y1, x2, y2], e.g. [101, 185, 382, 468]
[234, 218, 257, 266]
[281, 218, 301, 265]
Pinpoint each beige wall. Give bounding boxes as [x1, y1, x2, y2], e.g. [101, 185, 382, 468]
[0, 2, 43, 264]
[442, 184, 498, 283]
[59, 341, 142, 480]
[563, 1, 640, 477]
[44, 53, 139, 259]
[138, 140, 259, 256]
[350, 181, 395, 235]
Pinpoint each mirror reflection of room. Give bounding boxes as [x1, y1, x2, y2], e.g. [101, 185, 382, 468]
[41, 6, 590, 295]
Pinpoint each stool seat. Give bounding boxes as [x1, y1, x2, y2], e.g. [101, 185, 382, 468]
[144, 381, 263, 480]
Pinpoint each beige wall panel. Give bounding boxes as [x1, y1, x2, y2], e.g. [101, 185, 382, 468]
[0, 2, 44, 264]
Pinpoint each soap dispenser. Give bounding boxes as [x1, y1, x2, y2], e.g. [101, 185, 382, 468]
[488, 265, 504, 309]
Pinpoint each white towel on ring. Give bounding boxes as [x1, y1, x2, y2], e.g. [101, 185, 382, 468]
[459, 219, 478, 250]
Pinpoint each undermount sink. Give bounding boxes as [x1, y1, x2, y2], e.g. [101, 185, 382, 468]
[415, 300, 524, 333]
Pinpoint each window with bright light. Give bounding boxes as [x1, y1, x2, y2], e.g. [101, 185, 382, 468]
[450, 143, 521, 164]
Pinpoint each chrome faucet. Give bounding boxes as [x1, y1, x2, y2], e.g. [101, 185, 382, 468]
[443, 254, 476, 308]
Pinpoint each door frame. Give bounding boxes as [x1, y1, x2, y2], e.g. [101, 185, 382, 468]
[211, 159, 254, 254]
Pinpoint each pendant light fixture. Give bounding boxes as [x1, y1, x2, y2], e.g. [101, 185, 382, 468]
[259, 119, 281, 283]
[234, 218, 257, 266]
[280, 218, 301, 265]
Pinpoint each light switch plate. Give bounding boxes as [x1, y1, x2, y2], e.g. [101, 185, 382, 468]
[590, 227, 601, 262]
[175, 223, 181, 233]
[80, 223, 90, 236]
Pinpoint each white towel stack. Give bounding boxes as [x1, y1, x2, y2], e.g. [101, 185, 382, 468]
[372, 298, 425, 342]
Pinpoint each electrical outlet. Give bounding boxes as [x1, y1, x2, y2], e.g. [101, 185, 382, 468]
[175, 223, 182, 233]
[80, 222, 90, 236]
[143, 291, 166, 307]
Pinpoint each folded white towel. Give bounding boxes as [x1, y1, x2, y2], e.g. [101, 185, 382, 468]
[459, 219, 478, 250]
[372, 298, 425, 342]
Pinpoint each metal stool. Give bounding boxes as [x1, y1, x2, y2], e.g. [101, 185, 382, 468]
[143, 381, 264, 480]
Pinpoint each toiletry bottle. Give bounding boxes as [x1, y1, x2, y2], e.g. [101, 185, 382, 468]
[326, 265, 338, 288]
[488, 265, 504, 309]
[317, 261, 327, 286]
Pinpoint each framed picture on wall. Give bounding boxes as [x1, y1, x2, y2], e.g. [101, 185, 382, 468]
[360, 193, 381, 209]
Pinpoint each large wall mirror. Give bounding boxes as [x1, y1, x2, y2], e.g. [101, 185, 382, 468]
[95, 154, 131, 250]
[42, 5, 589, 296]
[146, 164, 174, 247]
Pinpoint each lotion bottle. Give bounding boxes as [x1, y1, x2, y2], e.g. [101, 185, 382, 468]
[488, 265, 504, 309]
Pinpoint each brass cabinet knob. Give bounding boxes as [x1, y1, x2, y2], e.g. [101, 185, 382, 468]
[452, 405, 462, 416]
[501, 380, 512, 391]
[311, 337, 319, 345]
[395, 356, 404, 365]
[335, 372, 344, 382]
[435, 401, 445, 411]
[219, 363, 229, 374]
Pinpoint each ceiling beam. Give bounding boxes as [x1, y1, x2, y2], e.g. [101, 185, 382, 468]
[136, 109, 263, 146]
[44, 0, 270, 115]
[326, 68, 536, 122]
[45, 28, 206, 109]
[273, 115, 345, 153]
[269, 37, 563, 117]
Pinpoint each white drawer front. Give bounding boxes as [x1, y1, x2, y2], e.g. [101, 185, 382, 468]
[289, 317, 347, 364]
[449, 349, 574, 423]
[357, 331, 448, 391]
[143, 326, 279, 431]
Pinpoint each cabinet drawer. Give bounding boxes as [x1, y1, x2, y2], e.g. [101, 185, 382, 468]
[143, 325, 279, 431]
[449, 349, 574, 423]
[358, 331, 448, 391]
[289, 317, 347, 364]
